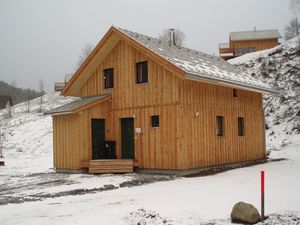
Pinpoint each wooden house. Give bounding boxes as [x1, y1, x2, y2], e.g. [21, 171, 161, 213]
[46, 26, 276, 174]
[219, 29, 281, 60]
[54, 82, 65, 92]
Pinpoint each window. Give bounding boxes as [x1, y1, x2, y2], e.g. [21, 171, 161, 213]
[235, 47, 256, 56]
[216, 116, 224, 137]
[151, 115, 159, 128]
[104, 68, 114, 89]
[238, 117, 245, 136]
[136, 61, 148, 84]
[233, 88, 238, 97]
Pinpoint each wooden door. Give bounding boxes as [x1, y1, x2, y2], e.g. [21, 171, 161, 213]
[91, 119, 105, 159]
[120, 118, 135, 159]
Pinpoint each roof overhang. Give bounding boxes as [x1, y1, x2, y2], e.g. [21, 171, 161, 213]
[45, 94, 111, 116]
[185, 72, 279, 95]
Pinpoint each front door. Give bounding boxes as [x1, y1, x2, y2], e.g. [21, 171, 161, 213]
[120, 118, 135, 159]
[91, 119, 105, 159]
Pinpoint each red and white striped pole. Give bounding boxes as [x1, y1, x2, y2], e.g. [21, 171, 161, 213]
[261, 171, 265, 220]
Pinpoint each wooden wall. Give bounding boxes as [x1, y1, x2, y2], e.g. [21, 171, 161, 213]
[230, 38, 278, 51]
[53, 37, 265, 171]
[178, 80, 264, 169]
[53, 114, 81, 169]
[53, 101, 112, 170]
[111, 105, 180, 169]
[81, 40, 181, 108]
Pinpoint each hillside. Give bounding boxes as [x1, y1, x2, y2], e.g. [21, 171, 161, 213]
[0, 92, 77, 175]
[0, 80, 42, 105]
[229, 37, 300, 150]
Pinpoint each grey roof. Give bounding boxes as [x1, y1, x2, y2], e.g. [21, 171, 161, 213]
[230, 29, 281, 41]
[45, 94, 111, 115]
[117, 27, 275, 93]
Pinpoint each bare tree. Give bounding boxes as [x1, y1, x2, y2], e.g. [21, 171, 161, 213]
[158, 28, 185, 47]
[76, 43, 94, 69]
[38, 79, 45, 113]
[26, 88, 31, 113]
[8, 80, 17, 118]
[284, 18, 300, 40]
[285, 0, 300, 41]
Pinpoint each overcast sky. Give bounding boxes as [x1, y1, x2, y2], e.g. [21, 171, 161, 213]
[0, 0, 291, 92]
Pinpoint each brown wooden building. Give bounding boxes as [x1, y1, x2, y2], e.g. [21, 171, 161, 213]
[46, 26, 276, 174]
[219, 29, 281, 60]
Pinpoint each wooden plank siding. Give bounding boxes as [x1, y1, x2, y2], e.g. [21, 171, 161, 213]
[230, 38, 278, 52]
[81, 40, 181, 107]
[53, 101, 112, 170]
[53, 37, 265, 171]
[178, 80, 264, 169]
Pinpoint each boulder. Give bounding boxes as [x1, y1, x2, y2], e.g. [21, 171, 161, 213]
[231, 201, 261, 224]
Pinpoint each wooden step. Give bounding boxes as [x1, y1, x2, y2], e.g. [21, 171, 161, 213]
[88, 159, 133, 174]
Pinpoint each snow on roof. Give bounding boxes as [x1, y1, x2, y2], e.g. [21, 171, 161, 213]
[230, 29, 282, 41]
[45, 93, 111, 115]
[117, 27, 275, 93]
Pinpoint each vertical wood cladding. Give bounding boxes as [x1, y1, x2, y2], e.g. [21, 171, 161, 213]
[53, 39, 265, 170]
[230, 39, 278, 51]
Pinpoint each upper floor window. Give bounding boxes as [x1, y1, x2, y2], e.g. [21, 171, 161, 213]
[104, 68, 114, 89]
[136, 61, 148, 84]
[233, 88, 238, 97]
[216, 116, 224, 137]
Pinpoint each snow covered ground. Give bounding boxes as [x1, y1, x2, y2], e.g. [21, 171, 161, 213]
[0, 37, 299, 224]
[0, 133, 299, 224]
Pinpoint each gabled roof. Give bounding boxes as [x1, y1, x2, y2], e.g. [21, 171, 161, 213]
[118, 28, 275, 93]
[44, 93, 111, 116]
[63, 26, 277, 95]
[230, 29, 281, 41]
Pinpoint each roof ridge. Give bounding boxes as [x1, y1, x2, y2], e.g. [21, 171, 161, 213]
[115, 26, 275, 93]
[116, 27, 217, 59]
[230, 29, 280, 33]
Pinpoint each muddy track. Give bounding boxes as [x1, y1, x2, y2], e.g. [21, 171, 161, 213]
[0, 175, 176, 205]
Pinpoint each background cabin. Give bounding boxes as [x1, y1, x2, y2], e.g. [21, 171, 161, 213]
[219, 29, 281, 60]
[54, 82, 65, 92]
[46, 26, 276, 174]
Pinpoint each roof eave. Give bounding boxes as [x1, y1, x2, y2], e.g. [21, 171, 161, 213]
[62, 26, 119, 96]
[44, 111, 75, 116]
[185, 72, 279, 95]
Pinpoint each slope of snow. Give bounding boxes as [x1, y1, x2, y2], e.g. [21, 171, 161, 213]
[229, 37, 300, 150]
[0, 135, 299, 225]
[0, 92, 77, 176]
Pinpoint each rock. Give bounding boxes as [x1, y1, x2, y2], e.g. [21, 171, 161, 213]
[231, 201, 261, 224]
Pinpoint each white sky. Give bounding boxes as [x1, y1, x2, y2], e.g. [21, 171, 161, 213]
[0, 0, 291, 92]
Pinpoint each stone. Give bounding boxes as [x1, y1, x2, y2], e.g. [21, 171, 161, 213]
[231, 201, 261, 224]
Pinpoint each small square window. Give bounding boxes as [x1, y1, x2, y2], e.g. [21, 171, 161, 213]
[104, 68, 114, 89]
[238, 117, 245, 136]
[151, 115, 159, 128]
[216, 116, 224, 137]
[233, 89, 238, 97]
[136, 61, 148, 84]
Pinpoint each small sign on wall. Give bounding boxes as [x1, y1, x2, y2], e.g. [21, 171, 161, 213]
[135, 128, 142, 133]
